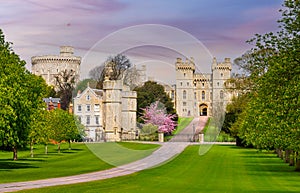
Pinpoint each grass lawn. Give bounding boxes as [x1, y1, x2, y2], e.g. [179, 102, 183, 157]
[0, 142, 159, 183]
[19, 145, 300, 193]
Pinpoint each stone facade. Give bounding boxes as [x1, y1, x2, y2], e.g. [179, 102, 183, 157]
[175, 57, 232, 117]
[31, 46, 81, 88]
[73, 80, 137, 142]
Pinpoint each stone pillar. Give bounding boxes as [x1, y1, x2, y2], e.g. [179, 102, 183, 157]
[158, 132, 164, 142]
[199, 134, 204, 143]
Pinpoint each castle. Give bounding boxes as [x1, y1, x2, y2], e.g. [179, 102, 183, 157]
[31, 46, 81, 87]
[175, 57, 232, 117]
[31, 46, 233, 141]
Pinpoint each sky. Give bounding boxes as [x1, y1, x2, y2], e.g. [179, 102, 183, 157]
[1, 0, 283, 84]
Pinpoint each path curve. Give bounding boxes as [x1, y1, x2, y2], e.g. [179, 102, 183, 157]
[0, 117, 204, 192]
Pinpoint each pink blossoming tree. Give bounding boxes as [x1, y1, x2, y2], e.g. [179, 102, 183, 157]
[142, 101, 177, 133]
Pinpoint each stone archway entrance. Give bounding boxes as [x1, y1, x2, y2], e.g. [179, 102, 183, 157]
[199, 104, 208, 116]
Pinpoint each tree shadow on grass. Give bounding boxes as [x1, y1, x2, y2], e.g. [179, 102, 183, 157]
[0, 159, 39, 170]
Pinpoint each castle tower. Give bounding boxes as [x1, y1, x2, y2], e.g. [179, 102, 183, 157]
[31, 46, 81, 88]
[121, 86, 137, 139]
[212, 57, 232, 115]
[103, 79, 122, 142]
[175, 57, 195, 117]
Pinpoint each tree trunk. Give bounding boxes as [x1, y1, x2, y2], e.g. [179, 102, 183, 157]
[285, 150, 291, 163]
[45, 144, 48, 154]
[68, 140, 71, 150]
[295, 152, 300, 171]
[289, 151, 295, 166]
[58, 143, 61, 153]
[30, 141, 34, 158]
[13, 147, 18, 161]
[276, 149, 283, 159]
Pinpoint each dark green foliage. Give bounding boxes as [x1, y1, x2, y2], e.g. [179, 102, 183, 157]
[229, 0, 300, 168]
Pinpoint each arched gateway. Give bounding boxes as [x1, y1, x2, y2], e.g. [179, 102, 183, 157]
[199, 104, 208, 116]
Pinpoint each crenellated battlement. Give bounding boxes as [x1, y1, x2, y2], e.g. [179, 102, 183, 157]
[176, 57, 195, 71]
[31, 55, 81, 64]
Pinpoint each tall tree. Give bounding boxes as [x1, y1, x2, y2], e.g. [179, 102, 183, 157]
[233, 0, 300, 169]
[0, 29, 48, 160]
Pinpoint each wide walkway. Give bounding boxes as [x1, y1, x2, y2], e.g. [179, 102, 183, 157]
[0, 117, 207, 192]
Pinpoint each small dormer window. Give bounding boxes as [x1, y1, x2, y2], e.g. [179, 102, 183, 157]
[86, 95, 90, 101]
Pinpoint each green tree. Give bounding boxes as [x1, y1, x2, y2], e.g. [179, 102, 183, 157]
[0, 29, 48, 160]
[134, 81, 176, 122]
[49, 109, 84, 153]
[234, 0, 300, 170]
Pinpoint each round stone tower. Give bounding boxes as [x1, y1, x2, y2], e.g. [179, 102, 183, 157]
[31, 46, 81, 87]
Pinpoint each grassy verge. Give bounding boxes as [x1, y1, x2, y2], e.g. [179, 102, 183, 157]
[21, 145, 300, 193]
[0, 142, 159, 183]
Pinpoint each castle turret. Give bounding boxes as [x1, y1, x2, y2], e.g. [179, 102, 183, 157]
[175, 57, 195, 117]
[212, 58, 232, 115]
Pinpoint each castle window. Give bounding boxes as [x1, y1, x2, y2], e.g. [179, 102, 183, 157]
[183, 102, 187, 106]
[217, 82, 220, 86]
[95, 115, 99, 125]
[202, 83, 204, 87]
[202, 91, 205, 100]
[86, 104, 91, 112]
[180, 82, 183, 86]
[183, 90, 187, 99]
[77, 105, 82, 112]
[184, 73, 186, 77]
[187, 82, 189, 86]
[86, 116, 90, 125]
[94, 104, 100, 112]
[210, 92, 212, 100]
[220, 90, 224, 99]
[221, 73, 223, 77]
[194, 92, 197, 100]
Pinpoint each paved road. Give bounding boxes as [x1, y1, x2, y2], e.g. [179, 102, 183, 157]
[0, 117, 207, 192]
[170, 116, 208, 142]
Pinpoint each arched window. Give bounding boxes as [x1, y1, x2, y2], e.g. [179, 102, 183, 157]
[220, 90, 224, 99]
[202, 91, 205, 100]
[183, 90, 186, 99]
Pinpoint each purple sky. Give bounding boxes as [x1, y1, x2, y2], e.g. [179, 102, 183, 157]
[1, 0, 283, 84]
